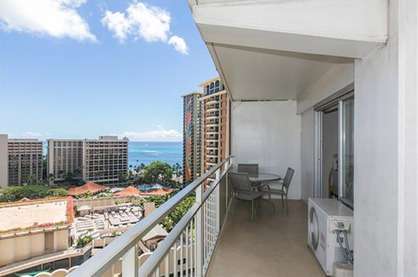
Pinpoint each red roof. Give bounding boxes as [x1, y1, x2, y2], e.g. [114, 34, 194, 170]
[68, 182, 108, 196]
[138, 188, 173, 197]
[114, 186, 141, 197]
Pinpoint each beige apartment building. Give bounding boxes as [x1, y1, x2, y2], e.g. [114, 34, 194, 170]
[8, 139, 43, 185]
[182, 92, 203, 183]
[48, 139, 84, 181]
[0, 135, 7, 188]
[83, 136, 129, 185]
[200, 77, 230, 172]
[48, 136, 128, 185]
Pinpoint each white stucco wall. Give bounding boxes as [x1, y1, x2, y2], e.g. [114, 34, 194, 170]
[298, 63, 354, 202]
[300, 108, 315, 202]
[297, 63, 354, 114]
[231, 100, 301, 199]
[354, 0, 418, 276]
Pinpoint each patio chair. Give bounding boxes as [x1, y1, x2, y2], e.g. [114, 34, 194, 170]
[229, 172, 263, 220]
[237, 163, 259, 176]
[264, 167, 295, 214]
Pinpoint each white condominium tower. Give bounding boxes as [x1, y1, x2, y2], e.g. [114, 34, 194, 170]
[48, 136, 128, 185]
[8, 139, 43, 185]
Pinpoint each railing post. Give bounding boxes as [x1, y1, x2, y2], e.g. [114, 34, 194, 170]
[122, 244, 138, 277]
[223, 160, 230, 208]
[195, 183, 204, 277]
[215, 168, 221, 232]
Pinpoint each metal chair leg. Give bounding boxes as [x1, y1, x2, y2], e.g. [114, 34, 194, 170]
[251, 200, 254, 220]
[285, 195, 289, 215]
[281, 194, 284, 209]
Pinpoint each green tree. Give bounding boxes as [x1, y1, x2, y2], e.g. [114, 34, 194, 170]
[76, 235, 93, 248]
[0, 185, 69, 202]
[48, 173, 55, 186]
[118, 172, 128, 185]
[142, 161, 173, 184]
[42, 156, 48, 180]
[0, 185, 48, 201]
[172, 163, 182, 176]
[47, 188, 68, 197]
[138, 163, 146, 171]
[146, 194, 195, 232]
[73, 168, 82, 179]
[64, 172, 75, 183]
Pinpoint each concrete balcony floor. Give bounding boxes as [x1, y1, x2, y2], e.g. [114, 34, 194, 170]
[207, 200, 325, 277]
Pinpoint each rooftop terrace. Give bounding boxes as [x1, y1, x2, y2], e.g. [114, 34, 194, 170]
[0, 199, 68, 233]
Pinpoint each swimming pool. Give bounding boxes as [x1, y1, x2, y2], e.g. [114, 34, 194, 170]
[138, 184, 164, 192]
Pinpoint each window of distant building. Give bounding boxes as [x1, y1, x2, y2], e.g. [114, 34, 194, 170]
[209, 83, 215, 94]
[215, 80, 220, 92]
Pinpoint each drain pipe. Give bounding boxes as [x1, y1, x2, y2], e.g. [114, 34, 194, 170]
[335, 229, 354, 264]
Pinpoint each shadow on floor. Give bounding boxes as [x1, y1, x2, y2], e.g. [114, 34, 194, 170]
[207, 199, 326, 277]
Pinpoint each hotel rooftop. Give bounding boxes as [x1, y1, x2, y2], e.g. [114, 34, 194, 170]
[0, 198, 70, 234]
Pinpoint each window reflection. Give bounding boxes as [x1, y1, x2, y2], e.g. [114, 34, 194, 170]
[342, 97, 354, 207]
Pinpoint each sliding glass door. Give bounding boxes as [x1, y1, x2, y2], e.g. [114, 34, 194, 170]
[315, 90, 354, 208]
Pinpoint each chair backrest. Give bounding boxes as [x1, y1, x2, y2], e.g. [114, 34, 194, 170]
[237, 163, 259, 176]
[229, 172, 252, 192]
[283, 167, 295, 193]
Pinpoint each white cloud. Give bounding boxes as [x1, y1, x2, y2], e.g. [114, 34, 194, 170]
[101, 11, 130, 42]
[127, 2, 170, 42]
[102, 1, 188, 54]
[0, 0, 96, 41]
[121, 128, 182, 142]
[168, 35, 188, 55]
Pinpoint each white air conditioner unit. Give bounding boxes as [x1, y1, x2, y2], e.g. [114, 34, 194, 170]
[308, 198, 353, 276]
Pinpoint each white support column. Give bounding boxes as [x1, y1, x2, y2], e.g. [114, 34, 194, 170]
[195, 184, 204, 277]
[354, 0, 418, 275]
[122, 245, 138, 277]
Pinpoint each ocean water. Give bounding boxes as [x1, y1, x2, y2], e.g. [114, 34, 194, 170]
[128, 141, 182, 167]
[42, 141, 182, 167]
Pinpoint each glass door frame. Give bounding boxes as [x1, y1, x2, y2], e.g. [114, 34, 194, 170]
[339, 95, 354, 208]
[313, 86, 354, 208]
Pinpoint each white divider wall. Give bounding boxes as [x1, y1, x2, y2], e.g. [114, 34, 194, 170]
[231, 100, 302, 200]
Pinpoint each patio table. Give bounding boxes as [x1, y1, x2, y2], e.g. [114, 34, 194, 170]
[231, 170, 281, 188]
[231, 170, 281, 211]
[247, 173, 281, 184]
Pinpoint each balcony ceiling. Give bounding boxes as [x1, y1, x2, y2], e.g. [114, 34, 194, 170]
[190, 0, 387, 101]
[208, 43, 350, 101]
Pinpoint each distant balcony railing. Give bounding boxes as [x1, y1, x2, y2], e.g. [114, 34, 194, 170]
[68, 157, 232, 277]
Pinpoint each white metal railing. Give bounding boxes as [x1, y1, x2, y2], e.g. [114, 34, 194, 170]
[68, 157, 233, 277]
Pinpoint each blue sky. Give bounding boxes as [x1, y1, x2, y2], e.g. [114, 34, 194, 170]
[0, 0, 217, 141]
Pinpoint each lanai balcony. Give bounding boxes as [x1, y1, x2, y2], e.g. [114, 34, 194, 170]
[64, 0, 418, 277]
[68, 157, 323, 277]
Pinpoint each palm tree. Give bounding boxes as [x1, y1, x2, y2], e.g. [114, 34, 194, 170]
[48, 174, 55, 186]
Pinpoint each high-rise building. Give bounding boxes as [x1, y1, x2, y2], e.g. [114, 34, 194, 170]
[8, 139, 43, 185]
[47, 139, 84, 181]
[182, 92, 203, 183]
[200, 77, 230, 172]
[0, 135, 8, 188]
[48, 136, 128, 185]
[83, 136, 129, 185]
